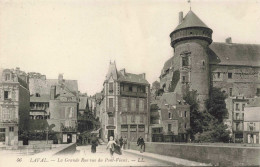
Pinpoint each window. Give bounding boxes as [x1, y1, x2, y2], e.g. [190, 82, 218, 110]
[236, 113, 239, 120]
[109, 98, 113, 108]
[168, 112, 171, 119]
[121, 125, 128, 132]
[9, 127, 14, 132]
[168, 124, 172, 132]
[121, 98, 127, 112]
[182, 56, 189, 67]
[109, 83, 113, 93]
[257, 88, 260, 95]
[139, 99, 144, 112]
[4, 91, 10, 100]
[131, 115, 135, 123]
[129, 86, 133, 92]
[190, 32, 193, 34]
[184, 123, 187, 129]
[140, 115, 144, 123]
[228, 73, 233, 79]
[229, 88, 233, 96]
[122, 115, 127, 123]
[5, 74, 10, 81]
[180, 111, 182, 117]
[36, 93, 40, 97]
[242, 104, 245, 111]
[3, 109, 10, 120]
[217, 72, 220, 78]
[138, 125, 145, 132]
[202, 61, 205, 66]
[235, 104, 239, 111]
[0, 128, 5, 132]
[184, 111, 187, 117]
[131, 99, 136, 111]
[182, 76, 186, 83]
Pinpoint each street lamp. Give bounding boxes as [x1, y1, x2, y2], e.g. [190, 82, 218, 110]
[46, 127, 49, 144]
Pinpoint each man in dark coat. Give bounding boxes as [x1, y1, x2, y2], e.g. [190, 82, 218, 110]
[119, 137, 123, 148]
[137, 136, 145, 153]
[91, 137, 98, 153]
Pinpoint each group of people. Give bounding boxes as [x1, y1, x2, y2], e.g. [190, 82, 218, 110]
[106, 136, 128, 157]
[91, 135, 145, 157]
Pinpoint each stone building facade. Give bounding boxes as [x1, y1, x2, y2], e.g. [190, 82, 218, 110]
[150, 93, 190, 142]
[28, 73, 78, 144]
[159, 10, 260, 142]
[0, 68, 30, 146]
[100, 62, 150, 142]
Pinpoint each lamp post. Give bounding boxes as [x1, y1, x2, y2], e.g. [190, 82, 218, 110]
[249, 123, 254, 146]
[46, 127, 49, 144]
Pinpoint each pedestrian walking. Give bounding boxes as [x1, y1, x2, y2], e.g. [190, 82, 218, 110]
[137, 136, 145, 153]
[119, 136, 123, 148]
[91, 137, 98, 153]
[123, 136, 127, 150]
[106, 136, 116, 158]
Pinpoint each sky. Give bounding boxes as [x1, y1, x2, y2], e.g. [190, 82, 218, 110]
[0, 0, 259, 95]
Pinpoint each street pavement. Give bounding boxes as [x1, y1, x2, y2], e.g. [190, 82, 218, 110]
[72, 144, 211, 167]
[73, 144, 174, 166]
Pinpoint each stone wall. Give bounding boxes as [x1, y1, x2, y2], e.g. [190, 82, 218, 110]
[129, 142, 260, 166]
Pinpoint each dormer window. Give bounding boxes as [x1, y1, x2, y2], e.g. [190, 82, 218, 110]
[5, 74, 10, 81]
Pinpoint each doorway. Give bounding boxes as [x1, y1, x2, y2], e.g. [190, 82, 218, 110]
[67, 134, 72, 143]
[107, 130, 114, 141]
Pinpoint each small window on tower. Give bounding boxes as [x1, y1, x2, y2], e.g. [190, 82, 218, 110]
[182, 76, 186, 83]
[228, 73, 233, 79]
[202, 61, 205, 66]
[217, 72, 220, 78]
[182, 56, 189, 67]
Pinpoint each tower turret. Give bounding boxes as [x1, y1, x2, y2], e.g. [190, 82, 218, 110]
[169, 10, 213, 110]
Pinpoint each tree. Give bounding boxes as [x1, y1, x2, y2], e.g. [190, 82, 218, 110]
[206, 87, 228, 123]
[184, 88, 230, 142]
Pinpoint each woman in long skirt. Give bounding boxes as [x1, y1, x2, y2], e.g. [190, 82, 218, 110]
[106, 136, 116, 158]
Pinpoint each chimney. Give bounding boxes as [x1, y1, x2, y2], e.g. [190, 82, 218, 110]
[50, 85, 56, 100]
[58, 74, 63, 84]
[179, 11, 183, 24]
[120, 68, 126, 76]
[225, 37, 232, 44]
[140, 73, 146, 79]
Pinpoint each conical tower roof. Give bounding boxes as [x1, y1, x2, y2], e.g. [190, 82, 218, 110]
[174, 10, 209, 32]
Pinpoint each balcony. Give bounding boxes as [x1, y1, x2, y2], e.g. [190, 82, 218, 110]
[107, 107, 115, 116]
[120, 91, 147, 98]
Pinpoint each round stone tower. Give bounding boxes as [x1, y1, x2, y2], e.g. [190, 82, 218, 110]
[170, 10, 213, 110]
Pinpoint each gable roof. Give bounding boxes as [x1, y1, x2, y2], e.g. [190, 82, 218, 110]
[118, 72, 149, 85]
[174, 10, 209, 32]
[105, 62, 118, 80]
[209, 42, 260, 67]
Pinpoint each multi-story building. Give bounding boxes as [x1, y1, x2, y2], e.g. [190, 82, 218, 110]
[0, 67, 30, 146]
[159, 10, 260, 142]
[100, 62, 150, 142]
[150, 92, 190, 142]
[243, 98, 260, 144]
[28, 73, 78, 144]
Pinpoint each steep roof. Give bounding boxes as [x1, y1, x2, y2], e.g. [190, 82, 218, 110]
[161, 42, 260, 76]
[118, 72, 149, 85]
[174, 10, 209, 31]
[209, 42, 260, 67]
[105, 62, 118, 80]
